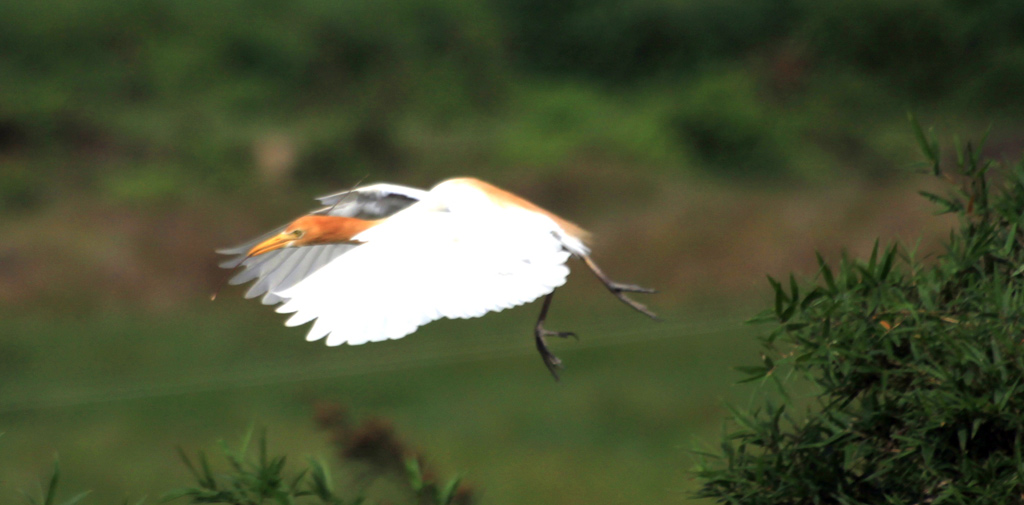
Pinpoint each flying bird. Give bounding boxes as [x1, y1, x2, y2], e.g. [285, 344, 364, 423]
[216, 177, 656, 379]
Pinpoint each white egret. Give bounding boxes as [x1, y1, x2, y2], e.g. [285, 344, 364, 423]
[217, 177, 656, 379]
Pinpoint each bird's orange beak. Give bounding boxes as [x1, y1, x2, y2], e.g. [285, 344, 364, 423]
[246, 232, 295, 258]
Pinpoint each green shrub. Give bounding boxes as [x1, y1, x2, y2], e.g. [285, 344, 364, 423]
[9, 426, 469, 505]
[166, 428, 469, 505]
[14, 453, 95, 505]
[696, 121, 1024, 503]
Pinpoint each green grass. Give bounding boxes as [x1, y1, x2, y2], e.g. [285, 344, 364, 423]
[0, 298, 760, 504]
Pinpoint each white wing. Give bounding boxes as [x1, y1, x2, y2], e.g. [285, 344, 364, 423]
[216, 183, 427, 304]
[272, 207, 574, 345]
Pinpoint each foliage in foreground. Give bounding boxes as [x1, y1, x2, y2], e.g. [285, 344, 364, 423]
[696, 122, 1024, 504]
[19, 459, 101, 505]
[164, 427, 465, 505]
[10, 409, 471, 505]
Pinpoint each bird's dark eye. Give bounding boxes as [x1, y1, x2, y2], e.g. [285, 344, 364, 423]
[291, 230, 305, 238]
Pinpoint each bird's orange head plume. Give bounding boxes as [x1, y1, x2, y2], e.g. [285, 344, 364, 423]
[246, 215, 380, 258]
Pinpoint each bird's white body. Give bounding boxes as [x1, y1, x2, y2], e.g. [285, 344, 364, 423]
[220, 178, 590, 346]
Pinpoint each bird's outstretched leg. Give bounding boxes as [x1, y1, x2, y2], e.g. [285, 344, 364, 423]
[580, 255, 659, 320]
[534, 291, 577, 381]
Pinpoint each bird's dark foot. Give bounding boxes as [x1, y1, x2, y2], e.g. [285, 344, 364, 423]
[538, 326, 578, 341]
[608, 281, 657, 295]
[579, 255, 660, 321]
[534, 323, 578, 381]
[606, 282, 660, 320]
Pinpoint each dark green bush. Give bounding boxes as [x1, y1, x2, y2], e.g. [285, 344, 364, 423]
[799, 0, 967, 99]
[495, 0, 795, 82]
[800, 0, 1024, 106]
[696, 122, 1024, 503]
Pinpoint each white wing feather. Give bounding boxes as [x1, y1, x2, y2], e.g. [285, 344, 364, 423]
[216, 183, 427, 304]
[272, 208, 573, 346]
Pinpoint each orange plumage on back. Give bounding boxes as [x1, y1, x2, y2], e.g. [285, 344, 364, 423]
[447, 178, 592, 245]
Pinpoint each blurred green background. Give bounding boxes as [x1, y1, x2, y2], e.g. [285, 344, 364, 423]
[1, 0, 1021, 503]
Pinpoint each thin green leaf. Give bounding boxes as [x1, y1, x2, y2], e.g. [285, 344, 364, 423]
[780, 304, 795, 323]
[198, 452, 216, 490]
[159, 488, 196, 503]
[405, 458, 424, 492]
[1002, 223, 1018, 255]
[855, 264, 876, 286]
[20, 489, 40, 505]
[879, 244, 897, 281]
[919, 191, 956, 213]
[287, 468, 308, 495]
[909, 113, 934, 159]
[45, 458, 59, 505]
[307, 458, 334, 501]
[259, 428, 268, 469]
[437, 476, 462, 505]
[735, 365, 769, 376]
[57, 491, 91, 505]
[176, 447, 202, 485]
[817, 255, 836, 293]
[767, 275, 787, 319]
[868, 239, 879, 273]
[975, 125, 992, 165]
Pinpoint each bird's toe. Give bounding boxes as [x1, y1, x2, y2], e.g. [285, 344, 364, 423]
[610, 282, 657, 294]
